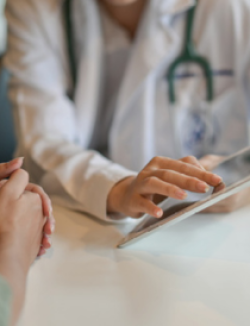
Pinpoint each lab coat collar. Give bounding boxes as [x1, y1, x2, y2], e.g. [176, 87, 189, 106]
[110, 0, 197, 160]
[115, 0, 195, 90]
[56, 0, 195, 16]
[158, 0, 196, 15]
[140, 0, 196, 71]
[57, 0, 195, 14]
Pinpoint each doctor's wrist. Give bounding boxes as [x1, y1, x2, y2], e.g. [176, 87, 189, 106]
[107, 176, 135, 215]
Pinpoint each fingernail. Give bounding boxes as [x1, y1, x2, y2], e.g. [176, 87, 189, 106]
[175, 190, 187, 200]
[155, 209, 163, 218]
[51, 223, 55, 233]
[10, 157, 24, 166]
[38, 248, 46, 257]
[197, 182, 210, 192]
[212, 174, 222, 185]
[44, 235, 52, 246]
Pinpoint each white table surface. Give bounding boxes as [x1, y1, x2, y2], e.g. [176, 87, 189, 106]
[19, 203, 250, 326]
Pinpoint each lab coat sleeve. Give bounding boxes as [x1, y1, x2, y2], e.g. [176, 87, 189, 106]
[4, 0, 136, 221]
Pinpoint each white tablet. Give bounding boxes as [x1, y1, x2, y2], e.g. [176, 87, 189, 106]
[117, 147, 250, 248]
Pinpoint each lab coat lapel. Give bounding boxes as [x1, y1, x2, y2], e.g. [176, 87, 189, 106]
[158, 0, 195, 15]
[113, 0, 196, 117]
[35, 0, 69, 74]
[73, 0, 103, 148]
[110, 0, 195, 169]
[123, 0, 195, 86]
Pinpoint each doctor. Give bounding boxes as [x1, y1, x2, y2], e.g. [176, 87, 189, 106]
[4, 0, 250, 221]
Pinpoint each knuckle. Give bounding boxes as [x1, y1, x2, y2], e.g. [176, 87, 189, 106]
[197, 170, 207, 181]
[18, 169, 29, 180]
[36, 185, 44, 193]
[185, 178, 195, 189]
[138, 169, 148, 179]
[33, 192, 42, 204]
[137, 198, 146, 208]
[145, 176, 159, 188]
[183, 156, 196, 163]
[200, 170, 207, 178]
[143, 177, 154, 188]
[150, 156, 159, 164]
[136, 197, 149, 211]
[160, 170, 170, 181]
[189, 156, 198, 164]
[168, 185, 178, 197]
[150, 156, 163, 166]
[180, 162, 189, 175]
[162, 183, 172, 194]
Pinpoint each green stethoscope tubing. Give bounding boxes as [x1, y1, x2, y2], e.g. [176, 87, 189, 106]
[64, 0, 77, 96]
[167, 0, 214, 104]
[64, 0, 214, 103]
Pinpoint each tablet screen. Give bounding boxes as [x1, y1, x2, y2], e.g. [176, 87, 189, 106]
[131, 149, 250, 234]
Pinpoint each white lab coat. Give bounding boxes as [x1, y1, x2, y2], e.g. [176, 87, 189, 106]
[4, 0, 250, 221]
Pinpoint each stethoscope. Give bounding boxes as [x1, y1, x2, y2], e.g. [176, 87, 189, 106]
[63, 0, 214, 103]
[167, 0, 214, 104]
[64, 0, 77, 97]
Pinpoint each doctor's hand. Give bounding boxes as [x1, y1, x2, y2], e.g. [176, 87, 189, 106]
[199, 155, 225, 171]
[0, 158, 55, 256]
[200, 155, 250, 213]
[107, 156, 222, 219]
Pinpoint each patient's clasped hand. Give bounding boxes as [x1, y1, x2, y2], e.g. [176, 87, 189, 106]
[0, 157, 55, 326]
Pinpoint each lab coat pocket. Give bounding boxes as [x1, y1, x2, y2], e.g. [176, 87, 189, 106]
[171, 100, 215, 159]
[206, 85, 248, 155]
[171, 84, 248, 158]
